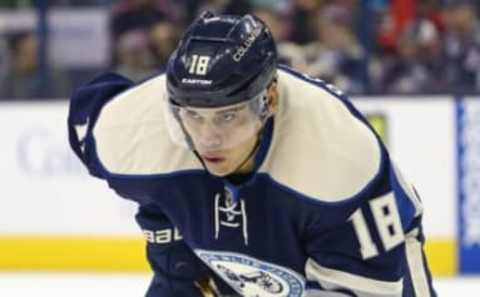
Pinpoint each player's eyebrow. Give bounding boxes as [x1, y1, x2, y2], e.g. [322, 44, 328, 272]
[184, 108, 200, 115]
[214, 105, 245, 115]
[183, 105, 246, 117]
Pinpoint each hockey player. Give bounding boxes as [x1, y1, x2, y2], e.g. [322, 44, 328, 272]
[68, 12, 437, 297]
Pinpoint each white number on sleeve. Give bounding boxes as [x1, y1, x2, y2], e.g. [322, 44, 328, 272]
[349, 193, 405, 259]
[370, 194, 405, 251]
[349, 207, 379, 259]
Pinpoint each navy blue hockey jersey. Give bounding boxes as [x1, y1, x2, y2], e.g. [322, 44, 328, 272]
[68, 66, 437, 297]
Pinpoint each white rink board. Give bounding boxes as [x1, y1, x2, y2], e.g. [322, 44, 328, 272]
[0, 98, 457, 239]
[353, 97, 456, 239]
[0, 101, 139, 235]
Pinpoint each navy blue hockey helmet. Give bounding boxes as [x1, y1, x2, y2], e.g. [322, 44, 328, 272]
[166, 11, 278, 108]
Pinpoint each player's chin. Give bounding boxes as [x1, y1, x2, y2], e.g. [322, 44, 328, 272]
[204, 162, 234, 177]
[206, 167, 231, 177]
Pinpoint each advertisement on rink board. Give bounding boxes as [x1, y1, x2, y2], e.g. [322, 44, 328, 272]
[457, 98, 480, 274]
[0, 102, 139, 236]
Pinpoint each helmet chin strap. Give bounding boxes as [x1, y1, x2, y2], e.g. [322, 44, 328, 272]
[228, 94, 273, 175]
[228, 131, 262, 175]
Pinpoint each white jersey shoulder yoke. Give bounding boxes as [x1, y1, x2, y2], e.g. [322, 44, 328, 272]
[259, 70, 381, 202]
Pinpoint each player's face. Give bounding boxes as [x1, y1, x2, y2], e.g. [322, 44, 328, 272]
[168, 81, 278, 176]
[179, 102, 263, 176]
[196, 129, 260, 177]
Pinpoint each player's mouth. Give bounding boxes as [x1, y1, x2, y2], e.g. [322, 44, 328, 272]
[202, 154, 226, 164]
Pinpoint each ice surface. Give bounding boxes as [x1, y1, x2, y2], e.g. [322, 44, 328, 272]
[0, 273, 478, 296]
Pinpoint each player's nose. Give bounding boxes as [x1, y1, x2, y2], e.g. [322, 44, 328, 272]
[198, 124, 223, 149]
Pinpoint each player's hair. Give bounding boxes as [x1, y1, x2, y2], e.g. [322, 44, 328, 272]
[166, 11, 277, 108]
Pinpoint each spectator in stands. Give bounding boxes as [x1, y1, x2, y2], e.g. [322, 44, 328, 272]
[303, 3, 365, 93]
[148, 19, 179, 71]
[114, 29, 156, 82]
[109, 0, 183, 68]
[0, 0, 33, 8]
[50, 0, 115, 6]
[442, 0, 480, 93]
[0, 30, 70, 99]
[286, 0, 324, 45]
[253, 7, 308, 72]
[372, 19, 445, 94]
[416, 0, 445, 32]
[250, 0, 288, 12]
[110, 0, 167, 42]
[191, 0, 252, 21]
[0, 35, 8, 83]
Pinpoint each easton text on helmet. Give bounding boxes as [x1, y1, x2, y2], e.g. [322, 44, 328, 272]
[182, 78, 213, 85]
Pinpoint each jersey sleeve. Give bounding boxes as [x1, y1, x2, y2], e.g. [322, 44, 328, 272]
[67, 72, 134, 179]
[303, 150, 437, 297]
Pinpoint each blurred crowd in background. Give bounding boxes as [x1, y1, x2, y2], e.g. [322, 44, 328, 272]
[1, 0, 480, 100]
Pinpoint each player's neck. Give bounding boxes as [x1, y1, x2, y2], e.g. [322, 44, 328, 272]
[227, 154, 256, 185]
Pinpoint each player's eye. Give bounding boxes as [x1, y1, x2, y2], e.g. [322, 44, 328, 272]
[183, 110, 203, 122]
[221, 111, 237, 123]
[212, 111, 238, 128]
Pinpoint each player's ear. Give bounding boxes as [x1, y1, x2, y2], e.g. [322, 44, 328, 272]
[266, 78, 278, 115]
